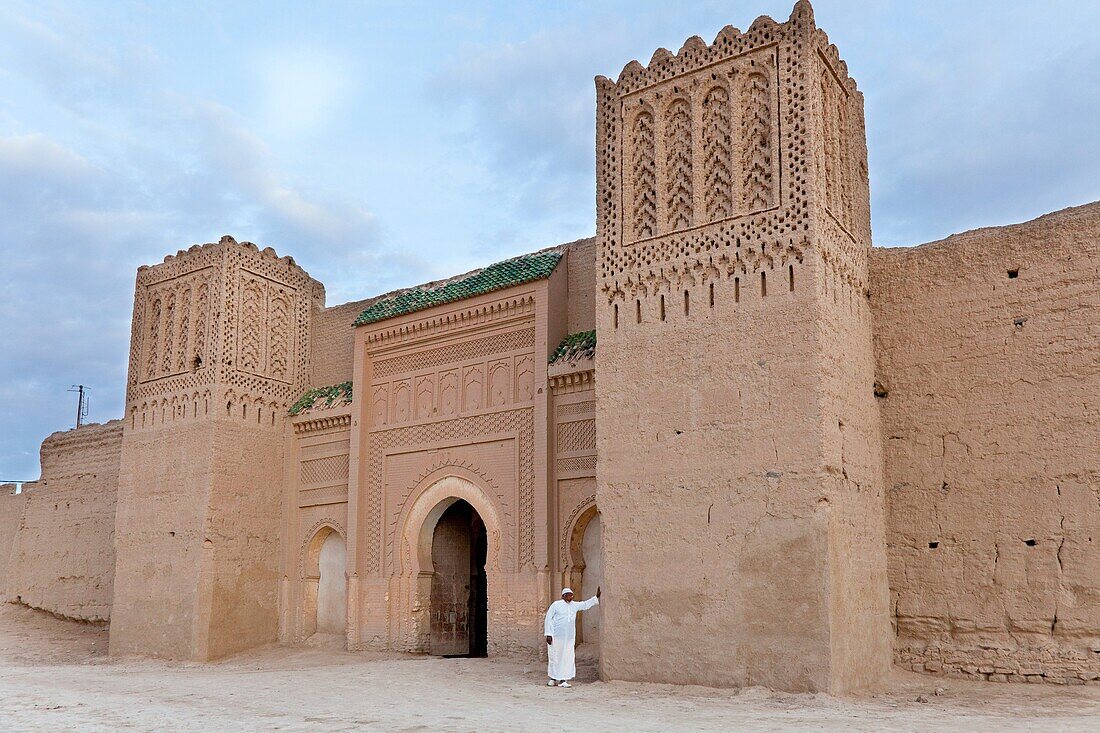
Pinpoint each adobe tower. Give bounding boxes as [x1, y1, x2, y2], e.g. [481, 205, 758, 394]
[109, 237, 325, 659]
[594, 1, 891, 692]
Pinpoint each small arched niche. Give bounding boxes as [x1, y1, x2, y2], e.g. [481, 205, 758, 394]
[301, 524, 346, 642]
[566, 505, 602, 648]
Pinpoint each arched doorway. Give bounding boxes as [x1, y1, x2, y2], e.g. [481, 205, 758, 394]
[429, 499, 488, 657]
[317, 531, 346, 635]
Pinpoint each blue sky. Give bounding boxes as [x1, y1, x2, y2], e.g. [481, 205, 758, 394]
[2, 0, 1099, 479]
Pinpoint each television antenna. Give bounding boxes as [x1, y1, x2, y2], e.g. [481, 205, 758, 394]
[68, 384, 90, 428]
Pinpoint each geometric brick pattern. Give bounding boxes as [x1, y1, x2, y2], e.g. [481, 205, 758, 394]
[556, 419, 596, 453]
[300, 454, 350, 486]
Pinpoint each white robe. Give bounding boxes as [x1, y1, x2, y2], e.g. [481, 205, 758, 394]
[544, 596, 598, 681]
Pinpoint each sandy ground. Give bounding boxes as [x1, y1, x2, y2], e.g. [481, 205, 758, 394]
[1, 604, 1098, 732]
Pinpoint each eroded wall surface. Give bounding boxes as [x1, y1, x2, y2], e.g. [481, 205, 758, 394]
[5, 421, 122, 621]
[565, 237, 597, 334]
[112, 419, 213, 656]
[0, 486, 29, 598]
[872, 203, 1100, 684]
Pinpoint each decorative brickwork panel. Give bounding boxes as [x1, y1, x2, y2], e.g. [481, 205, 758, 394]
[176, 287, 192, 373]
[194, 282, 209, 369]
[140, 268, 215, 384]
[161, 290, 176, 375]
[702, 85, 734, 222]
[557, 419, 596, 454]
[665, 98, 694, 231]
[415, 375, 435, 420]
[145, 297, 161, 378]
[555, 400, 596, 420]
[439, 371, 459, 417]
[366, 408, 535, 574]
[741, 69, 776, 213]
[514, 355, 534, 403]
[488, 360, 511, 408]
[462, 366, 483, 413]
[300, 454, 350, 486]
[596, 6, 872, 315]
[268, 291, 291, 381]
[371, 385, 388, 427]
[239, 279, 264, 374]
[628, 109, 658, 241]
[370, 327, 535, 426]
[600, 43, 796, 309]
[556, 455, 596, 475]
[128, 238, 319, 412]
[393, 381, 411, 423]
[373, 329, 534, 379]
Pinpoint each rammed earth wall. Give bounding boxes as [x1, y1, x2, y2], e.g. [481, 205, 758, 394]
[5, 421, 123, 621]
[872, 203, 1100, 684]
[0, 485, 29, 599]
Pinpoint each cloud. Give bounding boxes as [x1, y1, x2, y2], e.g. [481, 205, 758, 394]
[0, 8, 387, 478]
[190, 100, 377, 252]
[429, 30, 600, 223]
[0, 132, 94, 177]
[254, 50, 351, 140]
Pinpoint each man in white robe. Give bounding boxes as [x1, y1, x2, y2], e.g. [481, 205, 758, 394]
[544, 586, 600, 687]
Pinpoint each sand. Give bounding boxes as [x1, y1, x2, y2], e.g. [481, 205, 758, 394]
[0, 603, 1097, 732]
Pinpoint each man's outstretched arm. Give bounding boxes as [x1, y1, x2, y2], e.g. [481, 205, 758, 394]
[577, 587, 601, 611]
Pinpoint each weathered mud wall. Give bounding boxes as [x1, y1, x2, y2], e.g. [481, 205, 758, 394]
[0, 486, 29, 597]
[598, 265, 838, 690]
[203, 417, 286, 658]
[5, 421, 123, 621]
[111, 418, 213, 657]
[112, 401, 288, 660]
[310, 297, 376, 388]
[872, 202, 1100, 684]
[565, 237, 596, 334]
[818, 260, 893, 691]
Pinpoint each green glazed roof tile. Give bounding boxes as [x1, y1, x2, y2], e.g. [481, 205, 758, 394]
[288, 382, 353, 416]
[549, 330, 596, 365]
[353, 249, 563, 327]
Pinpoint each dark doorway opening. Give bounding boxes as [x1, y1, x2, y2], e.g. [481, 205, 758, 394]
[429, 499, 488, 657]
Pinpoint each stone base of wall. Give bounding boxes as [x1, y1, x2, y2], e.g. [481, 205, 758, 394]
[896, 642, 1100, 685]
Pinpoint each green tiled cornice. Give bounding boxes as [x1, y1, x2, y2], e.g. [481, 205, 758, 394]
[353, 250, 562, 327]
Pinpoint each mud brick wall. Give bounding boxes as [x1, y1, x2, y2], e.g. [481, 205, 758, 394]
[5, 421, 123, 621]
[0, 486, 29, 597]
[872, 203, 1100, 684]
[310, 297, 377, 388]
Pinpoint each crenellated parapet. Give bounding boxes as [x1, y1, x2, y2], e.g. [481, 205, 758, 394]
[596, 0, 870, 311]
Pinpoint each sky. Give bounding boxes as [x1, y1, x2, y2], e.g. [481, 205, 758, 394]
[1, 0, 1099, 480]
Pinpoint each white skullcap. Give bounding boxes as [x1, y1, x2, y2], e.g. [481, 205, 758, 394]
[561, 588, 573, 596]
